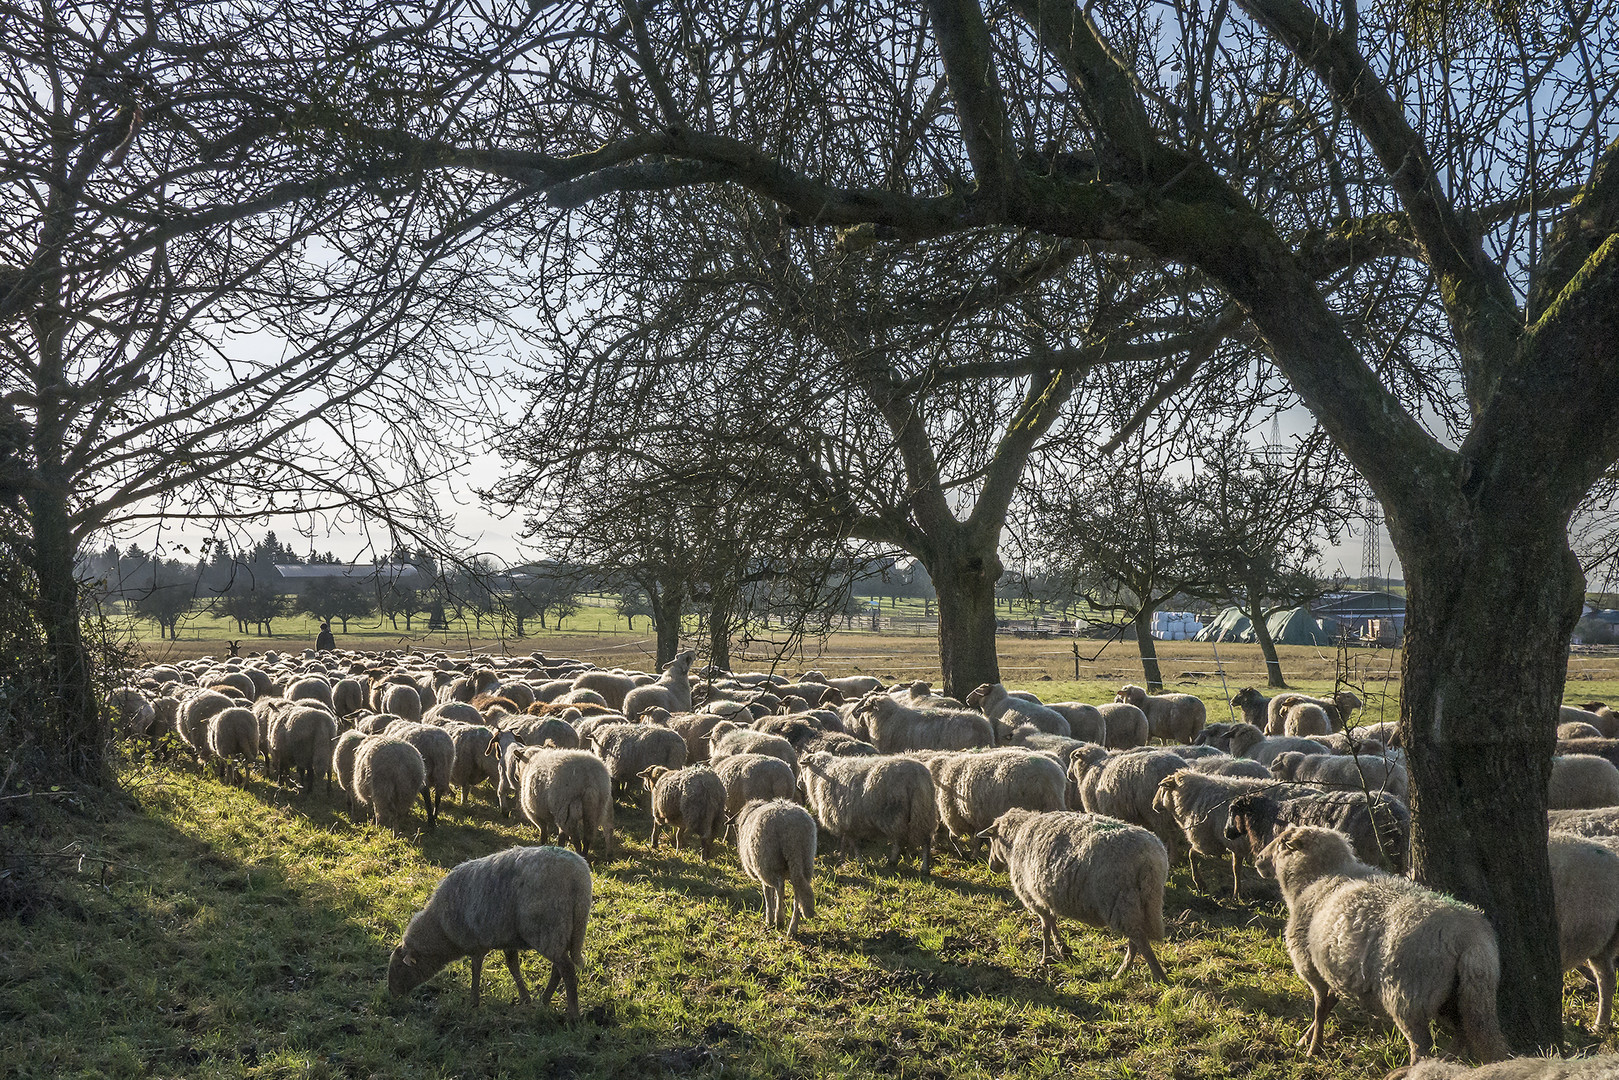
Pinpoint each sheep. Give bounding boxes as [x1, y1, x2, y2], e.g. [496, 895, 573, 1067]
[736, 798, 817, 935]
[424, 701, 484, 726]
[917, 749, 1067, 857]
[1001, 724, 1089, 766]
[1043, 702, 1107, 743]
[710, 727, 798, 771]
[570, 668, 636, 711]
[442, 722, 499, 805]
[1563, 704, 1618, 738]
[267, 704, 338, 796]
[1263, 689, 1364, 733]
[1548, 807, 1619, 838]
[511, 748, 614, 860]
[1226, 723, 1334, 767]
[285, 676, 335, 711]
[388, 845, 590, 1020]
[1094, 702, 1150, 748]
[713, 753, 799, 817]
[109, 687, 155, 739]
[1186, 754, 1273, 779]
[177, 689, 235, 761]
[1278, 701, 1333, 737]
[1550, 754, 1619, 810]
[797, 750, 937, 874]
[1546, 831, 1619, 1032]
[620, 650, 697, 721]
[1068, 744, 1115, 811]
[333, 730, 369, 813]
[967, 683, 1071, 738]
[1076, 748, 1186, 851]
[1388, 1057, 1619, 1080]
[799, 731, 879, 757]
[500, 715, 581, 750]
[982, 808, 1168, 982]
[665, 711, 730, 763]
[353, 735, 427, 832]
[1313, 730, 1386, 756]
[206, 706, 259, 785]
[209, 670, 258, 701]
[1226, 789, 1412, 872]
[385, 720, 457, 828]
[1269, 750, 1410, 800]
[853, 692, 995, 754]
[501, 682, 536, 710]
[1254, 825, 1509, 1064]
[333, 677, 368, 717]
[640, 764, 727, 859]
[1230, 687, 1273, 729]
[798, 669, 882, 698]
[150, 695, 180, 738]
[1115, 685, 1206, 744]
[1151, 770, 1299, 897]
[1560, 721, 1606, 740]
[587, 722, 687, 797]
[1557, 738, 1619, 772]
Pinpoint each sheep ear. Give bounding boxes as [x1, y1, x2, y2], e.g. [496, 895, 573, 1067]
[976, 826, 998, 840]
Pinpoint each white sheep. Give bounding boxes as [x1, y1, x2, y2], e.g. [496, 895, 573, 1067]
[1546, 832, 1619, 1032]
[388, 845, 590, 1019]
[266, 703, 337, 796]
[1115, 685, 1206, 744]
[1151, 769, 1299, 897]
[1044, 702, 1107, 743]
[916, 748, 1067, 856]
[1094, 702, 1150, 748]
[511, 748, 614, 860]
[621, 650, 697, 721]
[354, 735, 427, 832]
[713, 753, 799, 817]
[1268, 750, 1410, 800]
[1255, 825, 1509, 1064]
[1076, 748, 1186, 851]
[982, 808, 1169, 982]
[1550, 754, 1619, 809]
[586, 722, 687, 797]
[966, 683, 1071, 738]
[570, 668, 637, 711]
[852, 693, 996, 753]
[736, 798, 817, 935]
[709, 726, 799, 771]
[641, 764, 727, 859]
[797, 750, 937, 874]
[1226, 723, 1334, 767]
[206, 706, 259, 786]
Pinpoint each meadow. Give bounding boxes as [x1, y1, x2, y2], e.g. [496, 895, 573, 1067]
[6, 622, 1619, 1078]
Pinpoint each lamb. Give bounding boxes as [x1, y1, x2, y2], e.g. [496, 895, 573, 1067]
[266, 704, 338, 796]
[353, 735, 427, 832]
[797, 750, 937, 874]
[206, 706, 260, 785]
[967, 683, 1071, 738]
[713, 753, 799, 816]
[1075, 748, 1186, 851]
[1546, 831, 1619, 1032]
[917, 749, 1067, 857]
[1225, 789, 1411, 872]
[709, 727, 798, 771]
[640, 764, 727, 859]
[1268, 750, 1410, 800]
[620, 650, 697, 721]
[1094, 702, 1150, 748]
[388, 845, 590, 1020]
[736, 798, 817, 935]
[853, 692, 995, 754]
[586, 722, 687, 796]
[1151, 770, 1298, 897]
[1255, 825, 1509, 1064]
[1115, 685, 1206, 744]
[511, 748, 614, 860]
[385, 720, 457, 828]
[982, 808, 1168, 982]
[1549, 754, 1619, 810]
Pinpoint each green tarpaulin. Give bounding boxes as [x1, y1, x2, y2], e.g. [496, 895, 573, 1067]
[1193, 607, 1340, 645]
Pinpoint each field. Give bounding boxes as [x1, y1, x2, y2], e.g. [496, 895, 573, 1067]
[6, 626, 1619, 1078]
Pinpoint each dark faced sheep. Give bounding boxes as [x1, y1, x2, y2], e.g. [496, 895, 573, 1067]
[1225, 788, 1411, 872]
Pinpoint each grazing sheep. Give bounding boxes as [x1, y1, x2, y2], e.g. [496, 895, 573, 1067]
[500, 683, 536, 710]
[1550, 754, 1619, 810]
[333, 730, 369, 813]
[967, 683, 1071, 738]
[1548, 807, 1619, 838]
[267, 704, 338, 796]
[713, 753, 799, 817]
[1077, 748, 1186, 851]
[982, 808, 1168, 982]
[1560, 721, 1605, 740]
[1388, 1057, 1619, 1080]
[1546, 831, 1619, 1032]
[1115, 685, 1206, 744]
[1002, 724, 1089, 766]
[853, 693, 996, 754]
[1045, 702, 1107, 743]
[918, 749, 1067, 857]
[206, 706, 259, 785]
[386, 720, 457, 828]
[736, 798, 817, 935]
[587, 722, 687, 797]
[178, 689, 235, 761]
[1226, 723, 1333, 767]
[621, 650, 697, 722]
[797, 751, 936, 874]
[570, 668, 636, 711]
[512, 749, 614, 860]
[640, 764, 727, 859]
[1225, 789, 1411, 872]
[1094, 702, 1150, 749]
[1151, 770, 1298, 897]
[425, 701, 485, 726]
[354, 735, 427, 832]
[1255, 825, 1509, 1064]
[1068, 744, 1116, 811]
[1268, 751, 1410, 800]
[388, 845, 590, 1019]
[437, 721, 499, 805]
[710, 727, 799, 771]
[333, 677, 368, 717]
[109, 687, 155, 739]
[285, 676, 335, 711]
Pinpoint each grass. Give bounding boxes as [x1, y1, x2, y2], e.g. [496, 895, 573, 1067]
[6, 743, 1616, 1080]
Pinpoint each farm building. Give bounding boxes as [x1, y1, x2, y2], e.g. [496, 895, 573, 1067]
[1311, 590, 1407, 642]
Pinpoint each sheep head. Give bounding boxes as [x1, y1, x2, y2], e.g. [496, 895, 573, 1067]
[1116, 685, 1147, 706]
[1268, 751, 1304, 779]
[1151, 772, 1186, 815]
[640, 764, 671, 791]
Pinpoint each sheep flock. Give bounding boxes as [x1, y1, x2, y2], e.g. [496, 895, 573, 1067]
[110, 650, 1619, 1076]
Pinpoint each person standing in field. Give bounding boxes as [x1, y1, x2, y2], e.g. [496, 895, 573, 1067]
[316, 621, 335, 652]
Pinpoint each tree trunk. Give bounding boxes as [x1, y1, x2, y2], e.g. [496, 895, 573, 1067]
[927, 539, 1003, 700]
[645, 580, 685, 670]
[1399, 517, 1580, 1053]
[708, 605, 732, 672]
[1247, 599, 1288, 688]
[1132, 609, 1164, 691]
[25, 487, 107, 782]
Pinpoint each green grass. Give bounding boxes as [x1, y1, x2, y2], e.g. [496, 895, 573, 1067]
[7, 750, 1614, 1080]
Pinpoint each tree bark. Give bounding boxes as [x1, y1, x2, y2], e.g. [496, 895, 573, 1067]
[1247, 599, 1288, 688]
[1398, 514, 1581, 1053]
[644, 578, 685, 670]
[926, 537, 1004, 700]
[1132, 608, 1164, 691]
[707, 600, 732, 672]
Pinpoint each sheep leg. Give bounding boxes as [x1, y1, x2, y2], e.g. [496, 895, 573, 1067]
[887, 838, 901, 868]
[649, 820, 660, 848]
[504, 949, 532, 1005]
[673, 825, 683, 852]
[1136, 938, 1167, 983]
[469, 951, 486, 1007]
[1305, 987, 1338, 1056]
[786, 887, 800, 937]
[1189, 853, 1206, 894]
[559, 957, 580, 1022]
[920, 845, 932, 877]
[1592, 958, 1615, 1033]
[420, 787, 434, 829]
[1113, 941, 1137, 979]
[1037, 914, 1063, 964]
[1229, 852, 1243, 901]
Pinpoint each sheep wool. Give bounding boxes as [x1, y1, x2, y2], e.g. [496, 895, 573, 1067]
[736, 798, 817, 936]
